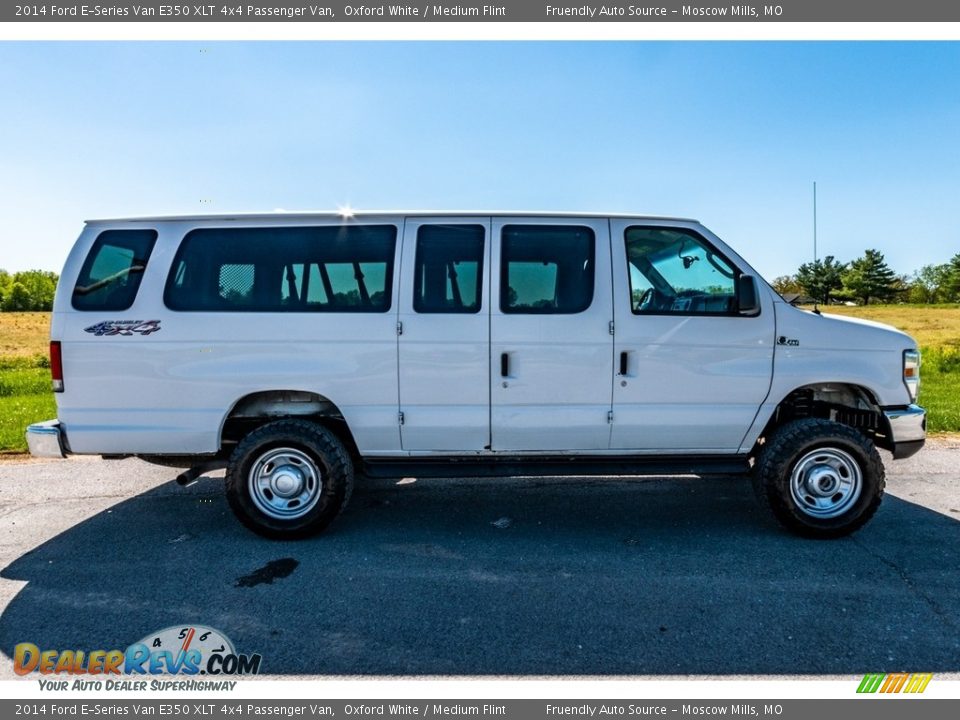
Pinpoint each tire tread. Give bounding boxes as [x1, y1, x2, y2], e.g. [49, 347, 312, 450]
[225, 419, 354, 539]
[753, 418, 884, 539]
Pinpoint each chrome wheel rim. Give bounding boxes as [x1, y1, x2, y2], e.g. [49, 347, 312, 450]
[248, 447, 323, 520]
[789, 447, 862, 519]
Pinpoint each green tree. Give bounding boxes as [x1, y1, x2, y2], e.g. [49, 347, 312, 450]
[14, 269, 57, 310]
[841, 249, 901, 305]
[942, 253, 960, 303]
[796, 255, 845, 304]
[771, 275, 803, 297]
[1, 282, 32, 311]
[0, 269, 11, 307]
[908, 263, 951, 304]
[0, 268, 59, 310]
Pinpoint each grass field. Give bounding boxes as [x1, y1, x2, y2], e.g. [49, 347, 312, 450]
[0, 353, 56, 453]
[0, 307, 957, 453]
[811, 304, 960, 348]
[0, 313, 56, 452]
[0, 312, 52, 359]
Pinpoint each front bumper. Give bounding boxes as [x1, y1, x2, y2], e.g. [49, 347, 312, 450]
[25, 420, 68, 459]
[883, 404, 926, 459]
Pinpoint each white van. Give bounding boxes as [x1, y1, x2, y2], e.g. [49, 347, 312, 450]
[28, 212, 925, 539]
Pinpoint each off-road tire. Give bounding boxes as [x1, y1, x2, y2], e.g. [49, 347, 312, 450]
[226, 420, 354, 539]
[753, 418, 884, 539]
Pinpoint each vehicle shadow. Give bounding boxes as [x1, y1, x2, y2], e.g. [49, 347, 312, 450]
[1, 471, 958, 676]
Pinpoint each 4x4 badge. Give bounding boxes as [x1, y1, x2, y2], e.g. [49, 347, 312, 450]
[84, 320, 161, 337]
[777, 336, 800, 346]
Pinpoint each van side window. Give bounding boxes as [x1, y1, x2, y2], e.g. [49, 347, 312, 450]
[72, 229, 158, 311]
[500, 225, 594, 314]
[626, 227, 738, 315]
[164, 225, 397, 312]
[414, 225, 484, 314]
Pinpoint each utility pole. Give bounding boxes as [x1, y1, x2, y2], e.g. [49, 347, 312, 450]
[813, 181, 818, 264]
[812, 181, 821, 314]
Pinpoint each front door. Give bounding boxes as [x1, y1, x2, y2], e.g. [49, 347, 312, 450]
[609, 220, 774, 451]
[490, 217, 614, 451]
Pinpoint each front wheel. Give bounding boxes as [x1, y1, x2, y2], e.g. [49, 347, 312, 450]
[225, 420, 354, 539]
[752, 418, 885, 539]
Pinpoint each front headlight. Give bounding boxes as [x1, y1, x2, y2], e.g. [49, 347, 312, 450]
[903, 349, 921, 403]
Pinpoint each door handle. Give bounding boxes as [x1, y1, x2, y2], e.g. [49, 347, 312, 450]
[619, 351, 629, 376]
[500, 352, 510, 377]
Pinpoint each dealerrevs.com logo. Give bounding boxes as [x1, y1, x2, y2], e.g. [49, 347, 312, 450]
[14, 625, 262, 687]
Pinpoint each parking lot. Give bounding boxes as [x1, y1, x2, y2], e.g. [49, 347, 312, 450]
[0, 441, 958, 679]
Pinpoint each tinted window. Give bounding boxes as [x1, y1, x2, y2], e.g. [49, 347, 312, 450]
[414, 225, 484, 314]
[72, 229, 158, 311]
[500, 225, 594, 314]
[165, 225, 397, 312]
[625, 227, 738, 315]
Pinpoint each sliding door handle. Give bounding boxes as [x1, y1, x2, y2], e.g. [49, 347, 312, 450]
[500, 352, 510, 377]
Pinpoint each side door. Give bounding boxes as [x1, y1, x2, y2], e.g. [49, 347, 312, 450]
[398, 217, 491, 451]
[490, 217, 614, 451]
[610, 220, 774, 452]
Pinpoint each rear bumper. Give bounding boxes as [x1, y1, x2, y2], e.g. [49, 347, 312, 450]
[25, 420, 68, 459]
[883, 404, 926, 459]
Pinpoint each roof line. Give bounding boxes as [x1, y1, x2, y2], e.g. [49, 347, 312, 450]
[85, 210, 701, 224]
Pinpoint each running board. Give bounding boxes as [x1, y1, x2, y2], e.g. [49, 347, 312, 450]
[361, 455, 751, 480]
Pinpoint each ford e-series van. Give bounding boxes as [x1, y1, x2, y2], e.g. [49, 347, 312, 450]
[28, 212, 925, 539]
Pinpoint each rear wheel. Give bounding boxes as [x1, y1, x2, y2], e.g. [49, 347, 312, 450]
[225, 420, 354, 539]
[753, 418, 884, 538]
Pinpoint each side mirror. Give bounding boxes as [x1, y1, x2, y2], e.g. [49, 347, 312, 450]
[737, 275, 760, 315]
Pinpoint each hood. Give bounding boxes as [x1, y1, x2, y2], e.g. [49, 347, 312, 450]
[775, 303, 917, 352]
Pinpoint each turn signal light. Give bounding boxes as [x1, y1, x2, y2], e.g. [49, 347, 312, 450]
[903, 349, 920, 402]
[50, 341, 64, 393]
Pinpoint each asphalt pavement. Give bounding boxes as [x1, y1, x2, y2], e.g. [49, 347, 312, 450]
[0, 441, 958, 679]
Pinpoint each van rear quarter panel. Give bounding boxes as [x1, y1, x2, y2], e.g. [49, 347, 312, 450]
[54, 219, 402, 455]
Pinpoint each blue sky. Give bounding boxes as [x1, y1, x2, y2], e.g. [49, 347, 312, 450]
[1, 41, 958, 280]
